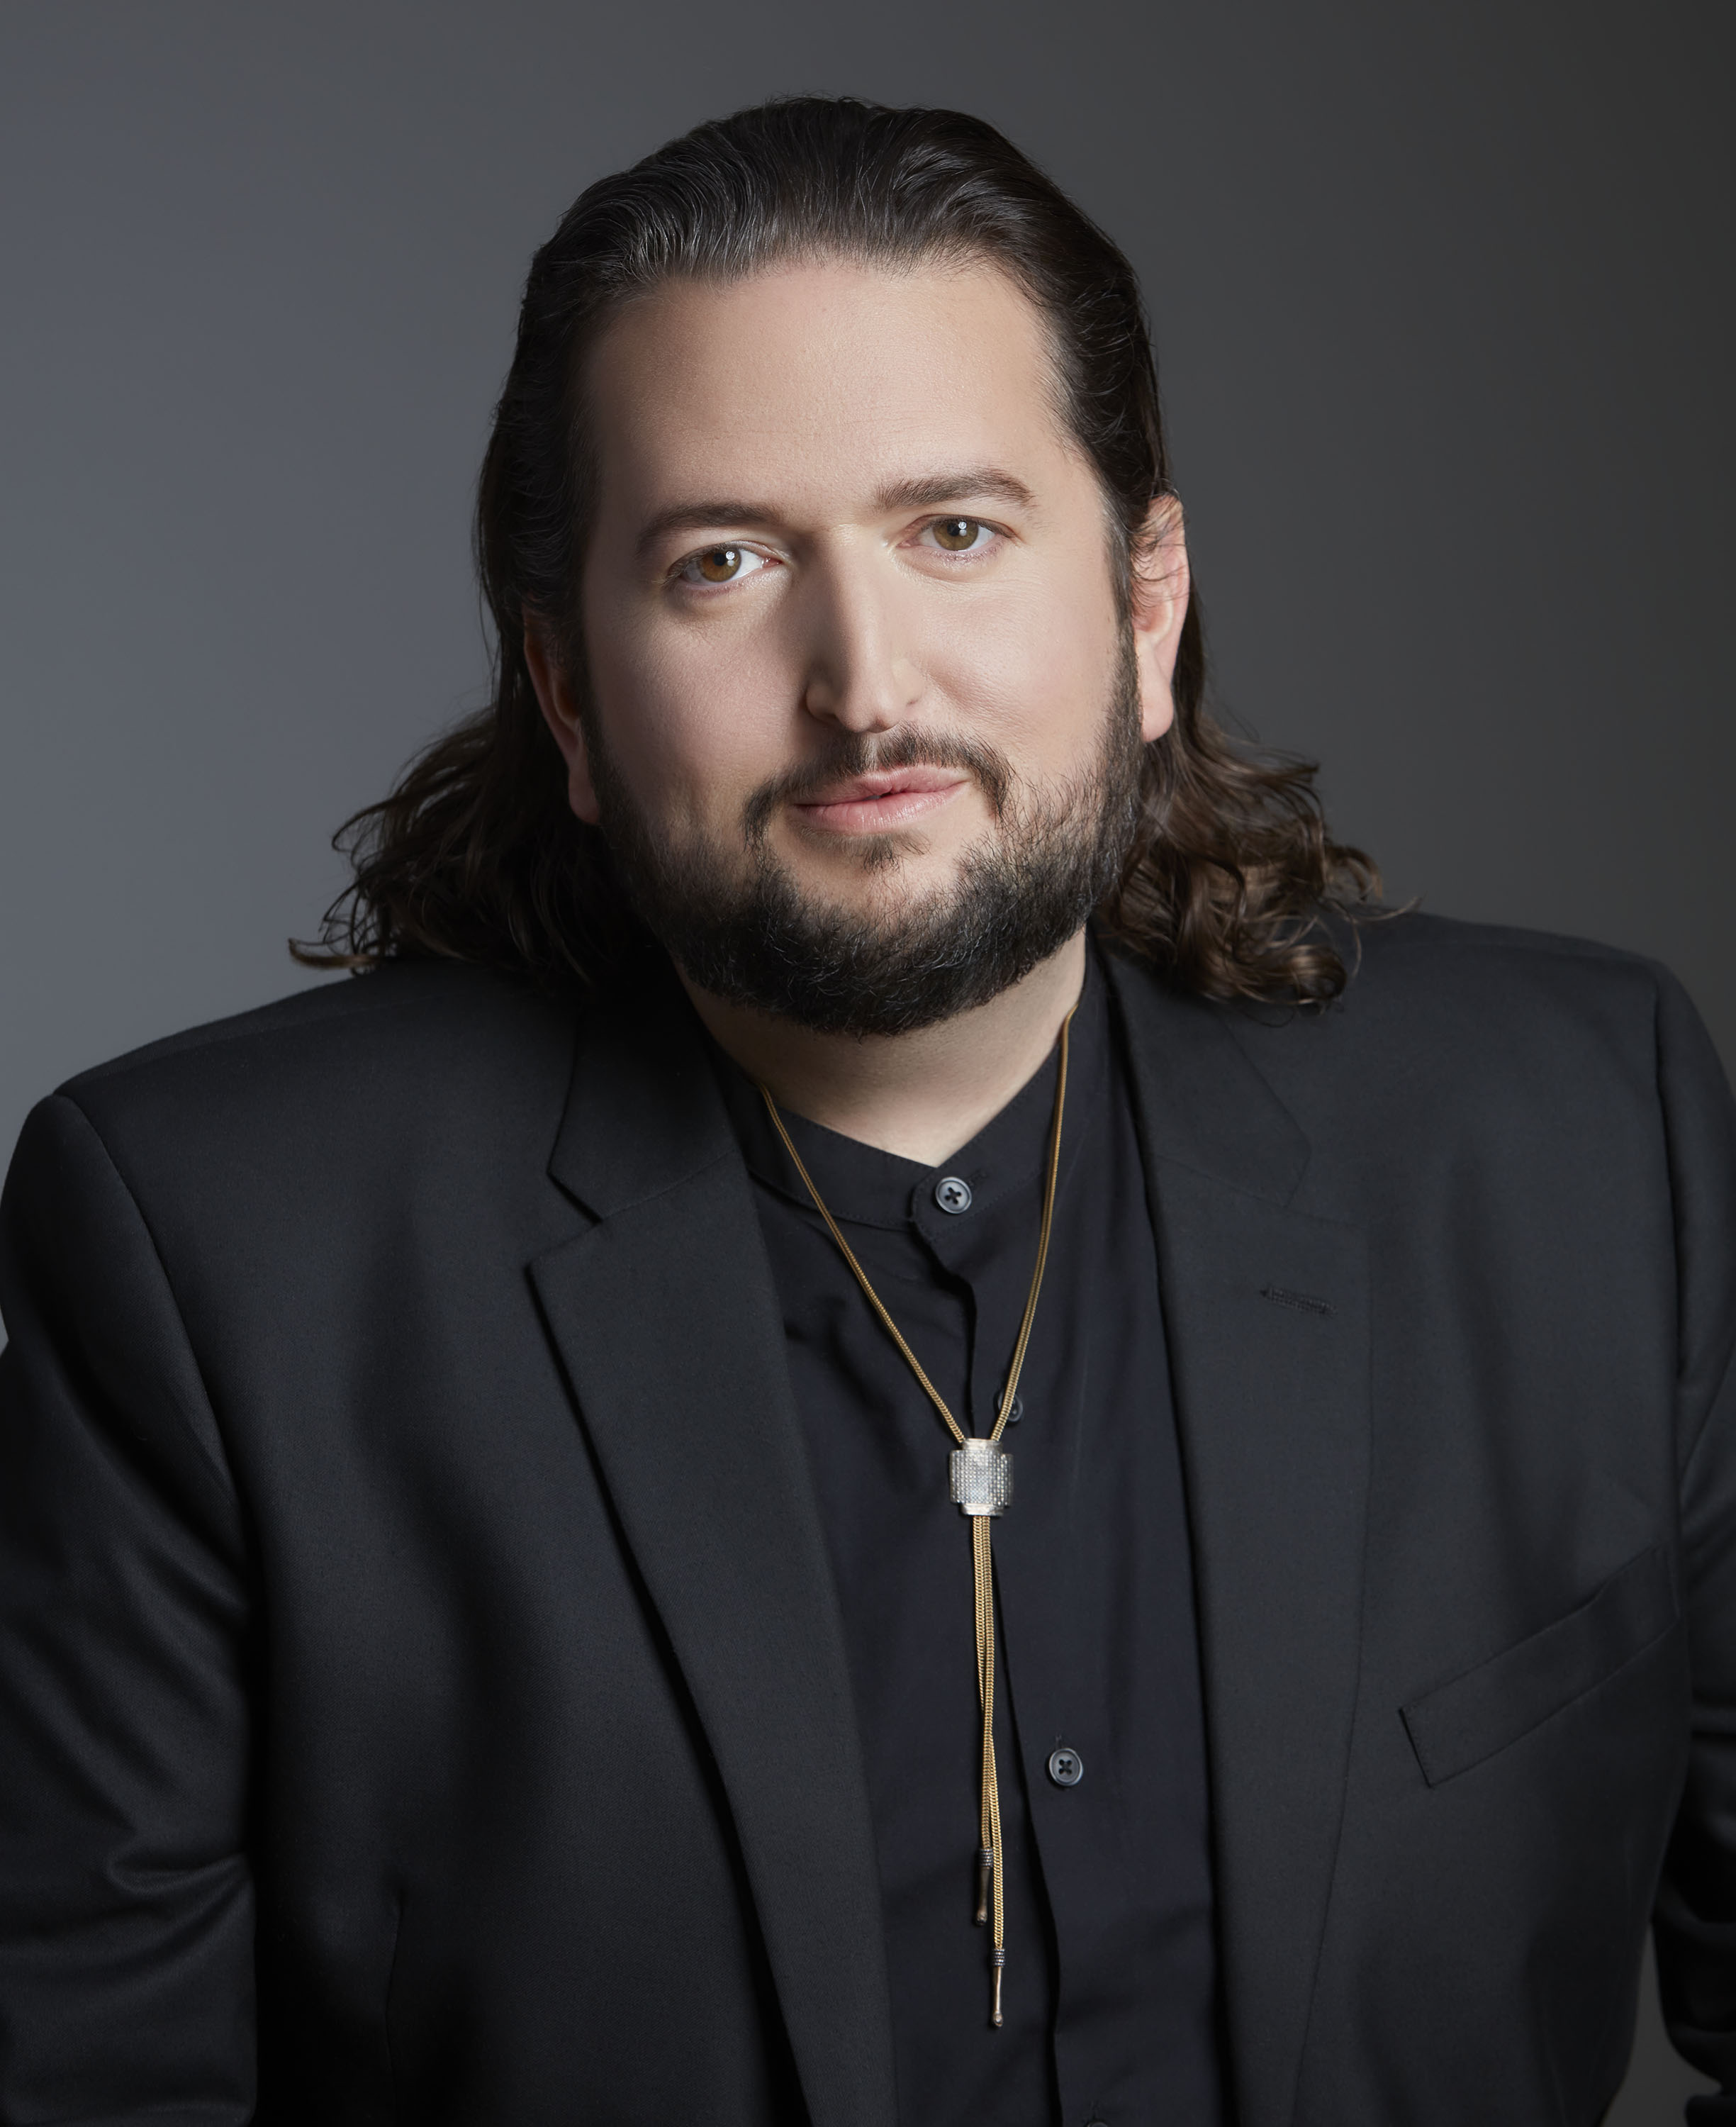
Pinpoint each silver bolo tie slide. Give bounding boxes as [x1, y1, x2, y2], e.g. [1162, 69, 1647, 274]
[949, 1436, 1014, 1517]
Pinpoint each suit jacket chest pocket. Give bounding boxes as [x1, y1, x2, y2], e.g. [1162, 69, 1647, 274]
[1401, 1543, 1680, 1787]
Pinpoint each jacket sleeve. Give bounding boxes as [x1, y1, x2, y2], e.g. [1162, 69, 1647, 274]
[0, 1093, 256, 2123]
[1649, 970, 1736, 2118]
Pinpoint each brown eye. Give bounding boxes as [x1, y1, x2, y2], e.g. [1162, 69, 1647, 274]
[931, 518, 984, 552]
[696, 545, 743, 582]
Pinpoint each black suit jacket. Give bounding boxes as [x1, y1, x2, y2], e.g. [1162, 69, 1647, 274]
[1, 913, 1733, 2127]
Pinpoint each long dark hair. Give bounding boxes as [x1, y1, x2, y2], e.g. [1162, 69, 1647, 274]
[295, 97, 1377, 1002]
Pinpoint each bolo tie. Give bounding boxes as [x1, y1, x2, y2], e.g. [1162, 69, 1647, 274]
[758, 1006, 1074, 2028]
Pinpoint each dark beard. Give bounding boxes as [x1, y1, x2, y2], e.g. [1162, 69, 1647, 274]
[583, 649, 1145, 1038]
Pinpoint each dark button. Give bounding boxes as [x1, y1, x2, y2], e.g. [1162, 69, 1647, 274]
[999, 1392, 1023, 1424]
[1048, 1746, 1084, 1788]
[934, 1176, 973, 1215]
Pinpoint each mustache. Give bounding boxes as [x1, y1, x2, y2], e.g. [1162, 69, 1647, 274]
[741, 729, 1014, 844]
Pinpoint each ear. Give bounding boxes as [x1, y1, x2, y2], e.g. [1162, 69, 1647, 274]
[523, 618, 601, 825]
[1129, 495, 1191, 744]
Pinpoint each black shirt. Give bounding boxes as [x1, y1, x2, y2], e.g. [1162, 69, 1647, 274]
[712, 954, 1224, 2127]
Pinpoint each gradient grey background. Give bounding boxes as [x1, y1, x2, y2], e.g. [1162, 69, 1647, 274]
[1, 1, 1729, 2115]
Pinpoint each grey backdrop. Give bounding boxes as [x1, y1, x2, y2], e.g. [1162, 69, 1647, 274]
[1, 2, 1730, 2116]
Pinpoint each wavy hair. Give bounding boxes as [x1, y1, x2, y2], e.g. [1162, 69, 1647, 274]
[296, 96, 1377, 1003]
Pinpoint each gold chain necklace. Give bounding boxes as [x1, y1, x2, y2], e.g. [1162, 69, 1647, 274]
[757, 1007, 1075, 2029]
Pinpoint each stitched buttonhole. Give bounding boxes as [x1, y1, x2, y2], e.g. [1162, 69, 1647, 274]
[1261, 1285, 1335, 1318]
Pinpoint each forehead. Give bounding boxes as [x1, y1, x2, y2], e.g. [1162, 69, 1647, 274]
[583, 256, 1074, 513]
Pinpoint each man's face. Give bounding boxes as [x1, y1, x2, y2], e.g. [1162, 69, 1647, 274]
[534, 255, 1186, 1032]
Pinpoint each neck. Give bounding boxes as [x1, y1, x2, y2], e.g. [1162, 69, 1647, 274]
[680, 930, 1087, 1166]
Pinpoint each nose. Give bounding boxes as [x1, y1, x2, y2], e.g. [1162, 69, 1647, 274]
[797, 544, 925, 735]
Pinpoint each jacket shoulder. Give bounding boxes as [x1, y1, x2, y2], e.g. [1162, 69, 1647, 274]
[1299, 908, 1681, 1059]
[1199, 909, 1725, 1180]
[1111, 909, 1684, 1068]
[63, 959, 558, 1086]
[1343, 907, 1667, 995]
[46, 960, 582, 1193]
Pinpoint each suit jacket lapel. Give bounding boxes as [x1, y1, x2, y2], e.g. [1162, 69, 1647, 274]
[530, 971, 897, 2127]
[1109, 957, 1372, 2127]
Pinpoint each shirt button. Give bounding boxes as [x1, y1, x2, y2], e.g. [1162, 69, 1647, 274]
[1048, 1746, 1084, 1787]
[934, 1176, 973, 1214]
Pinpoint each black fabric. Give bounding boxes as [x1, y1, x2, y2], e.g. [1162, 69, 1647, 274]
[709, 954, 1222, 2127]
[1400, 1543, 1679, 1787]
[0, 915, 1731, 2127]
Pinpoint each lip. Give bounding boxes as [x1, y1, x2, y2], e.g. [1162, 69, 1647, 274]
[788, 767, 970, 836]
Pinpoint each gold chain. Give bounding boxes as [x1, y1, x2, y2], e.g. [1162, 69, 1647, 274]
[758, 1007, 1075, 2028]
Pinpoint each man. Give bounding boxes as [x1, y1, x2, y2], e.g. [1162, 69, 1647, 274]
[0, 95, 1731, 2127]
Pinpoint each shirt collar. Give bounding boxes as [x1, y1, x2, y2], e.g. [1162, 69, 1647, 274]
[709, 944, 1111, 1234]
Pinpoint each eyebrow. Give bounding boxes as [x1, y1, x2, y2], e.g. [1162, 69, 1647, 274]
[875, 467, 1037, 515]
[634, 466, 1038, 554]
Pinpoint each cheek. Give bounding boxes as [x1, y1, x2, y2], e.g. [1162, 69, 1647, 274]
[934, 572, 1119, 767]
[582, 597, 795, 822]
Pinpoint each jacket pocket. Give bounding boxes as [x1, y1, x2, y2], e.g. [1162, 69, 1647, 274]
[1401, 1543, 1679, 1787]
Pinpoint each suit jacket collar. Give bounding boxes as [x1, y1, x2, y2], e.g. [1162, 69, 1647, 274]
[1100, 952, 1311, 1203]
[547, 961, 735, 1218]
[542, 949, 1312, 1217]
